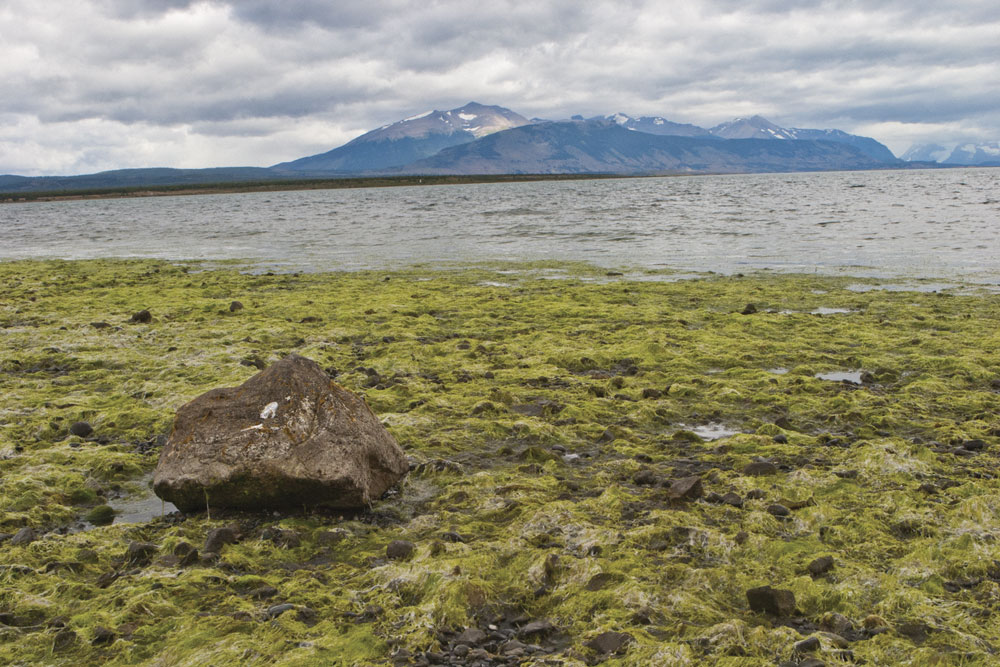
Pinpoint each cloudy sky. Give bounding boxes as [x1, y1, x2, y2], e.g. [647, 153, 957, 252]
[2, 0, 998, 175]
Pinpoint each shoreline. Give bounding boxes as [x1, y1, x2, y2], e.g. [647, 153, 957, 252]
[0, 172, 648, 204]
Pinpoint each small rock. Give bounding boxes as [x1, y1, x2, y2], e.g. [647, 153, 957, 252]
[386, 540, 415, 560]
[741, 303, 758, 315]
[721, 492, 744, 508]
[745, 488, 767, 499]
[633, 470, 659, 486]
[641, 388, 662, 399]
[773, 433, 788, 444]
[743, 461, 778, 476]
[794, 636, 821, 653]
[129, 309, 152, 324]
[808, 556, 835, 576]
[10, 527, 36, 547]
[84, 505, 115, 525]
[452, 643, 470, 657]
[266, 603, 295, 619]
[229, 301, 244, 312]
[125, 542, 158, 566]
[734, 530, 749, 544]
[746, 585, 797, 616]
[69, 421, 93, 438]
[203, 526, 239, 553]
[455, 627, 487, 645]
[90, 322, 111, 329]
[91, 626, 116, 646]
[248, 586, 279, 600]
[315, 530, 348, 546]
[519, 619, 556, 637]
[962, 439, 987, 452]
[585, 631, 634, 655]
[767, 503, 791, 517]
[668, 475, 703, 500]
[52, 627, 78, 652]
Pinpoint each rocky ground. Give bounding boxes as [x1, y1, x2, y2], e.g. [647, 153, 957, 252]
[1, 259, 999, 666]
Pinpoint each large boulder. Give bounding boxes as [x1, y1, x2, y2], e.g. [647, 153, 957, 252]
[153, 355, 408, 512]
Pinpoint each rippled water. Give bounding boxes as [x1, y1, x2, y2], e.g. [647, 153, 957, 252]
[2, 168, 999, 280]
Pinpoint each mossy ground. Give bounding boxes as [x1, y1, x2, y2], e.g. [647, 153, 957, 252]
[1, 259, 999, 666]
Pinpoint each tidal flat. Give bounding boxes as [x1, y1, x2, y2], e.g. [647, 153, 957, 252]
[1, 259, 999, 666]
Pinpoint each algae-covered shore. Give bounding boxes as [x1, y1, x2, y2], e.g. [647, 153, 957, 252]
[2, 259, 999, 666]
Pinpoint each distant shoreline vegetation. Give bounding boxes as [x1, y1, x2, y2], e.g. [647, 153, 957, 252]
[0, 173, 641, 203]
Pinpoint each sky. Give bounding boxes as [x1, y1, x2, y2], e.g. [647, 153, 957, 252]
[2, 0, 998, 176]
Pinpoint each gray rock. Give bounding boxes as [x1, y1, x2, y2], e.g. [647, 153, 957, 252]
[455, 627, 487, 645]
[129, 309, 152, 323]
[794, 636, 821, 653]
[266, 603, 295, 619]
[586, 631, 633, 655]
[10, 527, 36, 547]
[153, 355, 408, 511]
[668, 475, 703, 500]
[746, 585, 796, 616]
[767, 503, 791, 517]
[229, 301, 244, 312]
[91, 626, 116, 646]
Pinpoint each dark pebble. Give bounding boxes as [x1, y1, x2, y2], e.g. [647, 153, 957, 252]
[741, 303, 758, 315]
[91, 626, 116, 646]
[794, 636, 821, 653]
[585, 631, 634, 655]
[125, 542, 158, 566]
[721, 492, 744, 508]
[641, 388, 662, 399]
[52, 627, 78, 652]
[129, 309, 152, 323]
[69, 421, 93, 438]
[746, 585, 796, 616]
[203, 526, 239, 554]
[229, 301, 244, 312]
[745, 488, 767, 499]
[773, 433, 788, 444]
[767, 503, 791, 517]
[743, 461, 778, 476]
[519, 619, 556, 637]
[386, 540, 415, 560]
[807, 555, 835, 576]
[962, 439, 987, 452]
[90, 322, 111, 329]
[633, 470, 659, 486]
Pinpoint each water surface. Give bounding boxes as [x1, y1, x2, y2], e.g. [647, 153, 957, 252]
[2, 168, 998, 280]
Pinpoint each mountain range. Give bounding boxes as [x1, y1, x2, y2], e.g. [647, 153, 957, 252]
[6, 101, 990, 195]
[902, 141, 1000, 166]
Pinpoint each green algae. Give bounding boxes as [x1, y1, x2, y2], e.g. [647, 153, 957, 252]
[1, 259, 1000, 665]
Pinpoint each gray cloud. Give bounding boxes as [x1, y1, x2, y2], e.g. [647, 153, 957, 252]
[1, 0, 998, 175]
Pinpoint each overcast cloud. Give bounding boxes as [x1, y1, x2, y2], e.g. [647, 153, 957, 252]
[2, 0, 998, 175]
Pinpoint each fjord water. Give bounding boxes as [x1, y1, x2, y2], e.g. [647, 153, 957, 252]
[3, 168, 998, 280]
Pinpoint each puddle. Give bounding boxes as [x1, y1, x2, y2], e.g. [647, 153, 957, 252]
[767, 367, 790, 375]
[810, 307, 853, 315]
[110, 492, 177, 524]
[682, 423, 741, 440]
[816, 371, 864, 384]
[478, 281, 512, 287]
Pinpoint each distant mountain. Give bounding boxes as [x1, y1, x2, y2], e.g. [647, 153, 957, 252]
[901, 143, 951, 163]
[710, 115, 797, 140]
[392, 119, 888, 175]
[605, 113, 711, 137]
[272, 102, 530, 173]
[709, 115, 897, 162]
[942, 142, 1000, 166]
